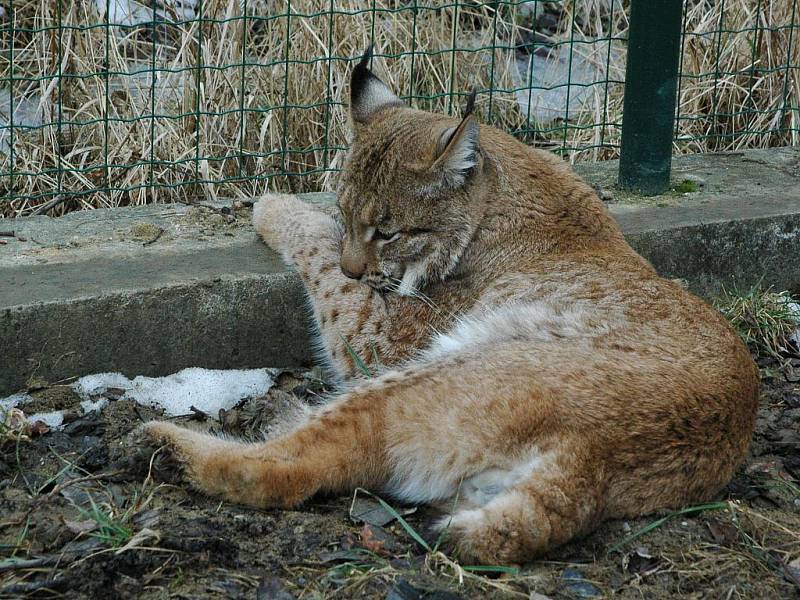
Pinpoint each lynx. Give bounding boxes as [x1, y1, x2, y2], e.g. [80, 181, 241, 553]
[144, 50, 759, 563]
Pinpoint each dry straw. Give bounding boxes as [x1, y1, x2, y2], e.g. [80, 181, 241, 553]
[0, 0, 797, 217]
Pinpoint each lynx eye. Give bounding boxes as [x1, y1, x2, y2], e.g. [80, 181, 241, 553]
[373, 229, 401, 243]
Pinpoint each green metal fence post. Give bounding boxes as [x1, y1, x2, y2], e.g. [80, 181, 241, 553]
[618, 0, 684, 195]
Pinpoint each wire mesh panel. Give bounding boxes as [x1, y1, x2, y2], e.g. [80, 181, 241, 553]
[675, 0, 799, 152]
[0, 1, 798, 217]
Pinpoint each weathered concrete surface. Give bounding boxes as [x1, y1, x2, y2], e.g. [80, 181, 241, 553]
[588, 148, 800, 297]
[1, 147, 798, 394]
[1, 203, 314, 394]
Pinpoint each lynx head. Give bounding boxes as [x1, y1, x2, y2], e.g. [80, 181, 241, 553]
[337, 48, 485, 297]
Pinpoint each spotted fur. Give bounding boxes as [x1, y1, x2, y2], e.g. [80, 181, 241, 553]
[144, 54, 759, 564]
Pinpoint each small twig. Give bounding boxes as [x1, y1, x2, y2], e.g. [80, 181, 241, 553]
[188, 405, 209, 421]
[195, 202, 234, 216]
[0, 556, 51, 573]
[0, 230, 15, 237]
[142, 226, 165, 246]
[30, 195, 68, 216]
[0, 579, 64, 595]
[705, 151, 746, 157]
[42, 470, 123, 502]
[132, 404, 148, 423]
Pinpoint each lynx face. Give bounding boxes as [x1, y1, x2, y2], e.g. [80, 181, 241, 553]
[336, 60, 484, 296]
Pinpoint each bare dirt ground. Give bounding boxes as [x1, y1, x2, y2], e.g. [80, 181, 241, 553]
[2, 362, 799, 599]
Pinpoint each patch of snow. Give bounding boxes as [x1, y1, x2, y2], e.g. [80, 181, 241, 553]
[0, 393, 33, 414]
[72, 367, 276, 416]
[518, 0, 616, 18]
[96, 0, 197, 27]
[27, 411, 65, 429]
[0, 90, 44, 156]
[513, 40, 625, 123]
[1, 367, 275, 430]
[787, 301, 800, 347]
[81, 398, 110, 414]
[73, 372, 132, 398]
[0, 393, 66, 430]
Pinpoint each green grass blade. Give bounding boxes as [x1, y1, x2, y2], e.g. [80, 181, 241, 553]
[462, 565, 521, 574]
[609, 501, 729, 552]
[433, 478, 463, 553]
[370, 342, 383, 373]
[341, 337, 373, 377]
[354, 488, 431, 552]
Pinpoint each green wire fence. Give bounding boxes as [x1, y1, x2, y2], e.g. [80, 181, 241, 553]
[0, 0, 798, 216]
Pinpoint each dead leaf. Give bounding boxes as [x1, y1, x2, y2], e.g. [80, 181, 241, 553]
[622, 547, 662, 576]
[114, 527, 161, 554]
[359, 524, 387, 554]
[63, 519, 99, 535]
[349, 496, 415, 527]
[256, 576, 296, 600]
[707, 520, 738, 546]
[29, 421, 51, 437]
[132, 509, 160, 529]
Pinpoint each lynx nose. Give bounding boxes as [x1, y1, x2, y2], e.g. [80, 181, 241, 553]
[341, 240, 366, 280]
[340, 263, 364, 280]
[340, 253, 365, 280]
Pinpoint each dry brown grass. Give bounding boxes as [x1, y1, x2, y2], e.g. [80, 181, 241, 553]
[0, 0, 798, 217]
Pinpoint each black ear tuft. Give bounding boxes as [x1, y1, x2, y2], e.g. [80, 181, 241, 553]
[432, 90, 480, 188]
[350, 46, 403, 123]
[462, 88, 478, 119]
[350, 45, 374, 106]
[358, 45, 373, 69]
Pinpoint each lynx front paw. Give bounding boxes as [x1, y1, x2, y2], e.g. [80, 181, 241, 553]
[252, 193, 304, 248]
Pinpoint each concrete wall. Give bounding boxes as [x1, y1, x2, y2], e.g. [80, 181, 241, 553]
[2, 147, 798, 394]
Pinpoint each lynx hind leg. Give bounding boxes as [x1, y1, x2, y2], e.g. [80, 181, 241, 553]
[252, 194, 393, 377]
[142, 385, 389, 508]
[439, 447, 603, 564]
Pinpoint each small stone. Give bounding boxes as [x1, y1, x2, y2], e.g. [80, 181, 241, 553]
[561, 568, 601, 598]
[598, 188, 614, 202]
[608, 573, 625, 590]
[207, 213, 227, 228]
[682, 174, 707, 188]
[358, 523, 400, 555]
[787, 558, 800, 583]
[386, 580, 463, 600]
[591, 184, 614, 202]
[129, 221, 162, 241]
[256, 577, 295, 600]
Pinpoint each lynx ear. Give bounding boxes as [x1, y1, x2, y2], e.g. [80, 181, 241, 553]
[350, 46, 403, 123]
[431, 90, 480, 187]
